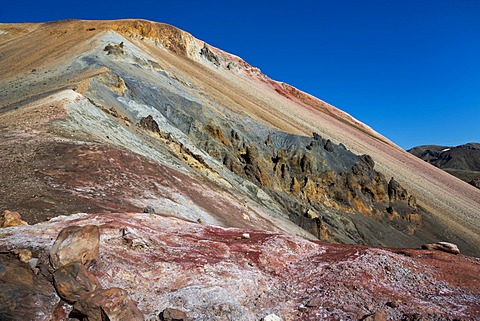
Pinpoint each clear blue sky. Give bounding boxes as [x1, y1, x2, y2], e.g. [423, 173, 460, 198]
[2, 0, 479, 149]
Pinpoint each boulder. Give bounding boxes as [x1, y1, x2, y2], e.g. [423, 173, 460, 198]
[53, 262, 100, 303]
[0, 210, 28, 227]
[73, 288, 143, 321]
[50, 225, 100, 269]
[421, 242, 460, 254]
[140, 115, 160, 133]
[0, 254, 59, 321]
[262, 314, 282, 321]
[159, 308, 188, 321]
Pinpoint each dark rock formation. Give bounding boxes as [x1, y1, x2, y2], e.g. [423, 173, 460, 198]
[104, 42, 125, 55]
[408, 143, 480, 189]
[159, 308, 188, 321]
[50, 225, 100, 269]
[200, 43, 220, 66]
[140, 115, 160, 133]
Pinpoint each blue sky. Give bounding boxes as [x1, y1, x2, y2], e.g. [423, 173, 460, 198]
[2, 0, 479, 149]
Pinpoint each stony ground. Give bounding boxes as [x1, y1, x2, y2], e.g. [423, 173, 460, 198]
[0, 212, 479, 320]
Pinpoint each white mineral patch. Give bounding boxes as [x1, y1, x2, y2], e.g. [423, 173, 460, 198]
[0, 30, 7, 35]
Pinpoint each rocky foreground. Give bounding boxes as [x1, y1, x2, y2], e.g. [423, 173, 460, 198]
[1, 211, 479, 321]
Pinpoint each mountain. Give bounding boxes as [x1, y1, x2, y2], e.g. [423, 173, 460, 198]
[0, 19, 479, 320]
[408, 143, 480, 189]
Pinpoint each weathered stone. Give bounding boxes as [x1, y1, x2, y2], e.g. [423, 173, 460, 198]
[14, 248, 32, 263]
[73, 288, 143, 321]
[361, 309, 387, 321]
[0, 210, 28, 227]
[50, 225, 100, 269]
[0, 254, 59, 321]
[421, 242, 460, 254]
[159, 307, 188, 321]
[262, 314, 282, 321]
[53, 262, 100, 303]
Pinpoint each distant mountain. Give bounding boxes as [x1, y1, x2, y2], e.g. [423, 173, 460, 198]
[408, 143, 480, 189]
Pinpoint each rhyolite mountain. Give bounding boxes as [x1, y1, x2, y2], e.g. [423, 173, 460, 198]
[0, 19, 479, 320]
[408, 143, 480, 189]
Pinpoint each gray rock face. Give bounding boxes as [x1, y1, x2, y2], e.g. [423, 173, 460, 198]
[50, 225, 100, 269]
[0, 254, 59, 321]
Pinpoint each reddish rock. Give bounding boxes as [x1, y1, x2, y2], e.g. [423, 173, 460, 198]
[0, 254, 59, 320]
[53, 262, 100, 303]
[73, 288, 143, 321]
[0, 210, 28, 227]
[50, 225, 100, 269]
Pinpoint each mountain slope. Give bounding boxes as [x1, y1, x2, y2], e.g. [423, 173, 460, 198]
[0, 20, 479, 255]
[409, 143, 480, 188]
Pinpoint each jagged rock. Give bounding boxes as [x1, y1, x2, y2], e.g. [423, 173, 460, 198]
[388, 178, 408, 202]
[421, 242, 460, 254]
[159, 308, 188, 321]
[104, 42, 125, 55]
[0, 210, 28, 227]
[53, 262, 100, 303]
[200, 43, 220, 66]
[73, 288, 143, 321]
[50, 225, 100, 269]
[262, 314, 282, 321]
[143, 206, 156, 214]
[324, 139, 334, 152]
[361, 309, 387, 321]
[140, 115, 160, 133]
[0, 254, 59, 320]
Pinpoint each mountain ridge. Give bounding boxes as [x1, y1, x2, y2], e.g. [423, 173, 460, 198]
[1, 19, 479, 255]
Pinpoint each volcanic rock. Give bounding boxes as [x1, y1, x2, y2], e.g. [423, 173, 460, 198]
[159, 308, 188, 321]
[0, 254, 59, 321]
[50, 225, 100, 269]
[0, 210, 28, 228]
[73, 288, 143, 321]
[53, 262, 100, 303]
[421, 242, 460, 254]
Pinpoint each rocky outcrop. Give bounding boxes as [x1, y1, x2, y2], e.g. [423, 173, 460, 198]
[0, 212, 479, 320]
[53, 262, 100, 303]
[200, 43, 220, 66]
[0, 210, 28, 228]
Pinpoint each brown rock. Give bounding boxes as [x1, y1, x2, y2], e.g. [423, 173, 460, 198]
[361, 309, 387, 321]
[53, 262, 100, 303]
[0, 210, 28, 227]
[50, 225, 100, 269]
[159, 307, 188, 321]
[73, 288, 143, 321]
[0, 253, 59, 320]
[421, 242, 460, 254]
